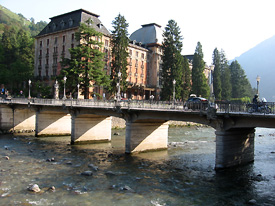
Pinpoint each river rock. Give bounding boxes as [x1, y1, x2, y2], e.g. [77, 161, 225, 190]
[81, 171, 93, 176]
[28, 184, 41, 192]
[248, 199, 257, 204]
[119, 185, 134, 192]
[48, 186, 56, 192]
[88, 164, 98, 171]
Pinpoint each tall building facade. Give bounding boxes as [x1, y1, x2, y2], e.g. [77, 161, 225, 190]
[34, 9, 212, 100]
[34, 9, 111, 98]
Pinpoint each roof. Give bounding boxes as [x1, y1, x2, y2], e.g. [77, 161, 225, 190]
[36, 9, 110, 37]
[129, 23, 163, 46]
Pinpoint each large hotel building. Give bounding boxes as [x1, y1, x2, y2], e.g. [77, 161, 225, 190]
[34, 9, 213, 100]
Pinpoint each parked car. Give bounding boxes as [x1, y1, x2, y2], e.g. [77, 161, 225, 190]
[184, 97, 208, 110]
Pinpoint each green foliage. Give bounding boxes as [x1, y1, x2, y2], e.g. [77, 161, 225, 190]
[191, 42, 209, 98]
[161, 19, 185, 101]
[182, 57, 191, 100]
[0, 26, 34, 94]
[212, 48, 222, 100]
[60, 18, 110, 99]
[230, 60, 253, 99]
[220, 49, 232, 100]
[0, 5, 47, 37]
[230, 96, 251, 103]
[110, 14, 129, 95]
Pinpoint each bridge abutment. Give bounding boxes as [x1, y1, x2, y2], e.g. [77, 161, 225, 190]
[125, 120, 168, 153]
[0, 105, 35, 133]
[71, 114, 111, 144]
[35, 111, 71, 136]
[215, 128, 255, 169]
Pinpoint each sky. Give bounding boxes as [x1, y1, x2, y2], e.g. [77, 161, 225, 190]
[1, 0, 275, 65]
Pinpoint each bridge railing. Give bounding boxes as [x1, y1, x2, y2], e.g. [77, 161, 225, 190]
[1, 97, 275, 114]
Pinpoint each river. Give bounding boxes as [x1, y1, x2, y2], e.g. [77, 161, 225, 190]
[0, 126, 275, 205]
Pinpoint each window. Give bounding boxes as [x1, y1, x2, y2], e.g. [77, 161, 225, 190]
[39, 59, 41, 66]
[71, 33, 74, 41]
[39, 50, 42, 56]
[69, 18, 73, 27]
[46, 48, 49, 55]
[71, 44, 74, 48]
[141, 53, 144, 59]
[47, 39, 49, 46]
[129, 50, 132, 56]
[54, 37, 57, 44]
[105, 40, 109, 47]
[52, 23, 56, 30]
[46, 58, 49, 65]
[54, 46, 58, 54]
[40, 41, 42, 47]
[62, 45, 65, 53]
[63, 36, 66, 43]
[60, 20, 65, 28]
[136, 51, 138, 58]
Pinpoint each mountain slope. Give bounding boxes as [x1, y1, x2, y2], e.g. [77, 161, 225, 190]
[235, 35, 275, 101]
[0, 4, 47, 36]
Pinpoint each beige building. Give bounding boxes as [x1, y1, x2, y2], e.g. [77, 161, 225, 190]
[34, 9, 213, 100]
[34, 9, 111, 98]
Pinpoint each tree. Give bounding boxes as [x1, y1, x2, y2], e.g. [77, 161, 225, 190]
[230, 60, 253, 98]
[212, 48, 222, 100]
[220, 49, 231, 100]
[161, 19, 184, 101]
[191, 42, 209, 97]
[0, 26, 34, 95]
[60, 18, 110, 99]
[110, 14, 129, 96]
[182, 57, 191, 100]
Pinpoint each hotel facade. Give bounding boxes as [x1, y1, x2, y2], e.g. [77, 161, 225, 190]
[34, 9, 212, 100]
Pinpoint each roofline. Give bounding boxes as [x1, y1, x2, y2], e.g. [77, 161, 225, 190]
[50, 9, 100, 19]
[141, 23, 161, 28]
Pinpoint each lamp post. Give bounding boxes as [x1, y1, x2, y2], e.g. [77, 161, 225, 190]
[77, 84, 80, 99]
[256, 75, 260, 95]
[117, 71, 121, 101]
[54, 80, 59, 99]
[173, 79, 176, 103]
[63, 76, 67, 100]
[28, 79, 31, 99]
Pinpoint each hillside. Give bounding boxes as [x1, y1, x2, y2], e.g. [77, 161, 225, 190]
[0, 5, 47, 36]
[235, 35, 275, 101]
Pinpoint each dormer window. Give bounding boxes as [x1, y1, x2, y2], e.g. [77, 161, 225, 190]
[52, 23, 56, 31]
[60, 20, 65, 28]
[68, 18, 73, 27]
[97, 23, 103, 29]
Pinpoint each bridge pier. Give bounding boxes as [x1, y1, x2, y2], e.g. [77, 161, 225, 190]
[35, 110, 71, 136]
[125, 120, 168, 153]
[215, 128, 255, 169]
[71, 114, 111, 144]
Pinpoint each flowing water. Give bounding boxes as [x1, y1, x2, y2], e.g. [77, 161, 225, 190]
[0, 126, 275, 206]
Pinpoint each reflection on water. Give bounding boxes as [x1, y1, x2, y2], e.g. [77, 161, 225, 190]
[0, 127, 275, 205]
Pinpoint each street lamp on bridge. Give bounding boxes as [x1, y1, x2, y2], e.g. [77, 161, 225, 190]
[116, 71, 121, 101]
[173, 79, 176, 103]
[63, 76, 67, 100]
[28, 79, 31, 99]
[256, 75, 260, 95]
[77, 83, 80, 99]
